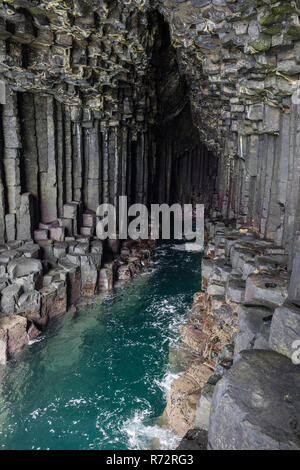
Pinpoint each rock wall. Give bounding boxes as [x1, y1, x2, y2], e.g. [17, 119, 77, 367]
[1, 0, 300, 258]
[155, 0, 300, 263]
[0, 0, 219, 363]
[0, 0, 300, 449]
[0, 0, 218, 248]
[172, 218, 300, 450]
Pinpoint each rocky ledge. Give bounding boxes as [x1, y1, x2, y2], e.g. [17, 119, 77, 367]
[0, 200, 155, 365]
[165, 217, 300, 450]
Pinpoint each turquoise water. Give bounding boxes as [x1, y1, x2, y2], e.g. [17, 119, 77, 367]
[0, 245, 202, 450]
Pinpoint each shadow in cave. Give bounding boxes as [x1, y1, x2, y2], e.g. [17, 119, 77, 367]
[147, 10, 218, 209]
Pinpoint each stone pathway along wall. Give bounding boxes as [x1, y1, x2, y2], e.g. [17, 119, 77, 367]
[170, 218, 300, 450]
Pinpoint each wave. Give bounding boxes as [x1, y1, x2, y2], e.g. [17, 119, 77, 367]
[154, 371, 182, 401]
[121, 409, 180, 450]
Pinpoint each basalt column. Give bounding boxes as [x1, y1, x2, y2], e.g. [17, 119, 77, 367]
[149, 11, 218, 209]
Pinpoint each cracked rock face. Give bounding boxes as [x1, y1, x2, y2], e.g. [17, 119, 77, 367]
[208, 350, 300, 450]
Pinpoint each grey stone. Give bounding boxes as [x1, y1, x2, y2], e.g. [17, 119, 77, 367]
[195, 382, 215, 431]
[17, 193, 34, 241]
[1, 284, 22, 314]
[269, 300, 300, 361]
[5, 214, 16, 241]
[17, 291, 41, 318]
[208, 350, 300, 450]
[82, 213, 96, 227]
[7, 258, 43, 279]
[226, 278, 245, 304]
[63, 203, 78, 220]
[288, 251, 300, 307]
[201, 258, 215, 282]
[49, 226, 65, 242]
[234, 304, 272, 357]
[207, 282, 225, 297]
[34, 229, 49, 241]
[244, 274, 289, 308]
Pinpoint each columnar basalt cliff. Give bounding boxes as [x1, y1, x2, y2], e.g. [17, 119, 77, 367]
[0, 0, 300, 451]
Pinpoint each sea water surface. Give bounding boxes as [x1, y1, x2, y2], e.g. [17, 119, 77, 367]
[0, 245, 202, 450]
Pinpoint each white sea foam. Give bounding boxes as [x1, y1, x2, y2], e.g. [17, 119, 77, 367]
[28, 335, 45, 346]
[121, 409, 180, 450]
[154, 371, 182, 401]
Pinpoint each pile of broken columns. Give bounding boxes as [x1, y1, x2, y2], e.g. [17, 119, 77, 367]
[177, 218, 300, 450]
[0, 201, 155, 366]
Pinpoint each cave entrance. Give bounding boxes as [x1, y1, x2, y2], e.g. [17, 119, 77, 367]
[148, 11, 218, 209]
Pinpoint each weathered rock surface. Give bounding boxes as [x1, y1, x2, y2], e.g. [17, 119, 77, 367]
[234, 304, 273, 357]
[269, 300, 300, 361]
[0, 315, 28, 363]
[177, 429, 208, 451]
[244, 274, 289, 308]
[164, 361, 212, 437]
[208, 350, 300, 450]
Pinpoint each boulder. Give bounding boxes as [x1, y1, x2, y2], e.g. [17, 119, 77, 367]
[0, 250, 20, 263]
[269, 300, 300, 361]
[17, 290, 41, 320]
[241, 259, 256, 280]
[244, 274, 289, 308]
[0, 276, 8, 292]
[18, 243, 40, 259]
[208, 350, 300, 450]
[36, 240, 54, 261]
[45, 281, 67, 320]
[7, 258, 43, 279]
[1, 284, 22, 314]
[234, 304, 272, 357]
